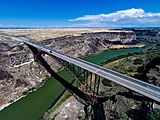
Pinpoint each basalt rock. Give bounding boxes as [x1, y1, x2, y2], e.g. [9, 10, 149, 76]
[41, 32, 137, 57]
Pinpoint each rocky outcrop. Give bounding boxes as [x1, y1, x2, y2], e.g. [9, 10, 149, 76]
[135, 57, 160, 87]
[81, 32, 136, 44]
[0, 41, 46, 109]
[147, 64, 160, 87]
[44, 97, 85, 120]
[127, 28, 160, 44]
[41, 32, 136, 57]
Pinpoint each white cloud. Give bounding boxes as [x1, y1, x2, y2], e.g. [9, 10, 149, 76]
[69, 8, 160, 27]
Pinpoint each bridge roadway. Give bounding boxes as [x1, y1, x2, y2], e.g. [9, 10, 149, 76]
[10, 36, 160, 103]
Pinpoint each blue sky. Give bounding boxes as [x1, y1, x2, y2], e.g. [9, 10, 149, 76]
[0, 0, 160, 27]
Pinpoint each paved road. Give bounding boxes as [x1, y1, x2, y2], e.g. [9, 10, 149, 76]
[10, 36, 160, 103]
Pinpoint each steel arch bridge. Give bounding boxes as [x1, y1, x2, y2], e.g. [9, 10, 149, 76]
[5, 35, 160, 120]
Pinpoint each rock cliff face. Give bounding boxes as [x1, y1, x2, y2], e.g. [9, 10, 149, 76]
[0, 31, 136, 109]
[135, 57, 160, 87]
[0, 40, 49, 109]
[125, 28, 160, 44]
[41, 31, 136, 57]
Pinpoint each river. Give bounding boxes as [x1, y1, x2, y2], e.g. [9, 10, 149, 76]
[0, 47, 143, 120]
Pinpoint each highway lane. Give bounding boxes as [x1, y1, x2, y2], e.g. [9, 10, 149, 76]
[10, 36, 160, 103]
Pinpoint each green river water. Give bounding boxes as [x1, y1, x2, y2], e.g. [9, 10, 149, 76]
[0, 48, 142, 120]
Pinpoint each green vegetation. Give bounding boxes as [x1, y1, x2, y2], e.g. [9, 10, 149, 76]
[148, 108, 160, 120]
[0, 47, 142, 120]
[101, 53, 134, 65]
[104, 44, 160, 77]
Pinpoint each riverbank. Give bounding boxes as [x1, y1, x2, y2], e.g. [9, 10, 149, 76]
[0, 76, 47, 111]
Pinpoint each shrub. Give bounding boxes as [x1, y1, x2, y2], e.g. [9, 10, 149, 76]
[148, 108, 160, 120]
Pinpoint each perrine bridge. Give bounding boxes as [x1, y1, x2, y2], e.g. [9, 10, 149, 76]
[5, 35, 160, 120]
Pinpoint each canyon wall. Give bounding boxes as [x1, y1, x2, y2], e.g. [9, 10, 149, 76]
[41, 31, 136, 57]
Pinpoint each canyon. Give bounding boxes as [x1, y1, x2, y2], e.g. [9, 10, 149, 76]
[0, 28, 137, 110]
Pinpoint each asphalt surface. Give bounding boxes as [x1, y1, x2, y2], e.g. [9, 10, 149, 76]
[10, 36, 160, 103]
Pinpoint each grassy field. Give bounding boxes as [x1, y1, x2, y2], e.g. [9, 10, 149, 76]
[0, 28, 126, 41]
